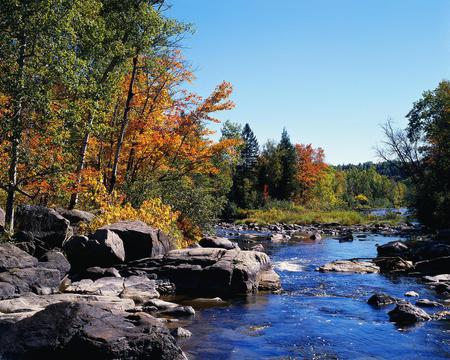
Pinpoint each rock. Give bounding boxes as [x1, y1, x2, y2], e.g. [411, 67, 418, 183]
[0, 208, 5, 232]
[121, 248, 277, 295]
[367, 293, 398, 307]
[433, 310, 450, 320]
[73, 266, 121, 281]
[423, 274, 450, 283]
[270, 233, 288, 242]
[388, 302, 431, 324]
[199, 236, 239, 250]
[374, 257, 414, 274]
[65, 275, 159, 302]
[0, 293, 135, 323]
[160, 306, 195, 317]
[0, 283, 16, 301]
[171, 327, 192, 337]
[318, 260, 380, 274]
[405, 291, 419, 297]
[250, 244, 265, 252]
[0, 267, 62, 296]
[63, 230, 125, 270]
[0, 302, 186, 359]
[337, 232, 353, 242]
[55, 208, 95, 225]
[121, 276, 160, 304]
[411, 242, 450, 261]
[416, 299, 442, 307]
[258, 269, 282, 291]
[377, 241, 409, 257]
[309, 232, 322, 241]
[38, 250, 71, 274]
[0, 243, 38, 271]
[145, 299, 180, 311]
[14, 205, 73, 249]
[101, 221, 174, 261]
[415, 256, 450, 275]
[435, 283, 450, 296]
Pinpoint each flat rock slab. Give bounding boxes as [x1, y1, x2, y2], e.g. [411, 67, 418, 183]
[65, 275, 159, 303]
[318, 260, 380, 273]
[0, 302, 186, 359]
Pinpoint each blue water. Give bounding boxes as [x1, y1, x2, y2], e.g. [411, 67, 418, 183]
[179, 234, 450, 359]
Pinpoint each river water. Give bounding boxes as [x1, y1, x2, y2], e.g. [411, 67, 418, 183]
[178, 232, 450, 359]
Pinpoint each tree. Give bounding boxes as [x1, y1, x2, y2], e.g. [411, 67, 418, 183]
[295, 143, 327, 203]
[0, 0, 102, 232]
[230, 123, 260, 208]
[276, 128, 298, 200]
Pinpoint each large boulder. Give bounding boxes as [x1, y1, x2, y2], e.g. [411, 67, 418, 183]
[199, 236, 239, 250]
[415, 256, 450, 275]
[318, 260, 380, 273]
[0, 243, 38, 271]
[119, 248, 278, 296]
[388, 302, 431, 324]
[14, 205, 73, 249]
[377, 241, 409, 258]
[373, 257, 414, 274]
[0, 244, 68, 299]
[63, 230, 125, 270]
[55, 208, 95, 225]
[101, 221, 174, 261]
[0, 302, 186, 359]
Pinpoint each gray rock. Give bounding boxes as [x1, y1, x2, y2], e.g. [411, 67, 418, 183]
[75, 266, 121, 281]
[416, 299, 442, 307]
[101, 221, 174, 261]
[121, 248, 278, 295]
[250, 244, 265, 252]
[63, 230, 125, 270]
[405, 291, 419, 297]
[388, 302, 431, 324]
[367, 293, 398, 307]
[258, 269, 282, 291]
[160, 306, 195, 317]
[15, 205, 73, 249]
[0, 302, 186, 359]
[55, 208, 95, 225]
[318, 260, 380, 274]
[171, 327, 192, 337]
[199, 236, 238, 250]
[309, 232, 322, 241]
[0, 243, 38, 271]
[38, 250, 71, 274]
[377, 241, 409, 257]
[423, 274, 450, 283]
[0, 267, 62, 295]
[374, 257, 414, 274]
[415, 256, 450, 275]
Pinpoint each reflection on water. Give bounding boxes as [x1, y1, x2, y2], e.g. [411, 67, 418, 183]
[179, 233, 450, 359]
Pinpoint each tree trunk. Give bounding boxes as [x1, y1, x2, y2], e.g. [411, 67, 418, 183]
[68, 113, 93, 209]
[5, 33, 26, 234]
[109, 56, 138, 193]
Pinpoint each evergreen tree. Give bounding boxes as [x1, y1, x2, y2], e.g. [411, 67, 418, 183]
[230, 123, 260, 208]
[276, 128, 298, 200]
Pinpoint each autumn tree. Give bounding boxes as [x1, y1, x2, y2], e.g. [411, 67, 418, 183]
[295, 144, 327, 203]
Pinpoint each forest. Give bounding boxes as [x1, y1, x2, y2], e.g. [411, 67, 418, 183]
[0, 0, 449, 244]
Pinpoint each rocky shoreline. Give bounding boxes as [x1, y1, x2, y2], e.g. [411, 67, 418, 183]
[1, 206, 449, 358]
[0, 206, 281, 359]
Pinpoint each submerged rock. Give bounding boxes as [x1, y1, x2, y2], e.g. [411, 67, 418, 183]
[0, 302, 186, 359]
[388, 302, 431, 324]
[318, 260, 380, 274]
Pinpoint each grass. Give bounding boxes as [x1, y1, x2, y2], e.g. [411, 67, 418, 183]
[236, 206, 403, 226]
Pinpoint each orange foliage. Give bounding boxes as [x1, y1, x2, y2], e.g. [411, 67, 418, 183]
[295, 144, 328, 202]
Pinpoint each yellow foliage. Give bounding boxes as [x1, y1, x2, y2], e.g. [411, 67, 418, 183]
[79, 176, 183, 247]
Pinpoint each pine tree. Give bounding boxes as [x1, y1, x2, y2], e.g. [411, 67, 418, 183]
[276, 128, 298, 200]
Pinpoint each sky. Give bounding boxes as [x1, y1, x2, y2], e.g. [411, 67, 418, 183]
[168, 0, 450, 165]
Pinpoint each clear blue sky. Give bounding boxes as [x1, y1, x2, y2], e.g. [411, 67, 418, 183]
[168, 0, 450, 165]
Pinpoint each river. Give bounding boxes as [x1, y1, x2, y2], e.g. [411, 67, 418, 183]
[177, 232, 450, 359]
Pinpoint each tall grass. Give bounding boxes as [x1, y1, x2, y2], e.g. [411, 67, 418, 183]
[236, 201, 403, 226]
